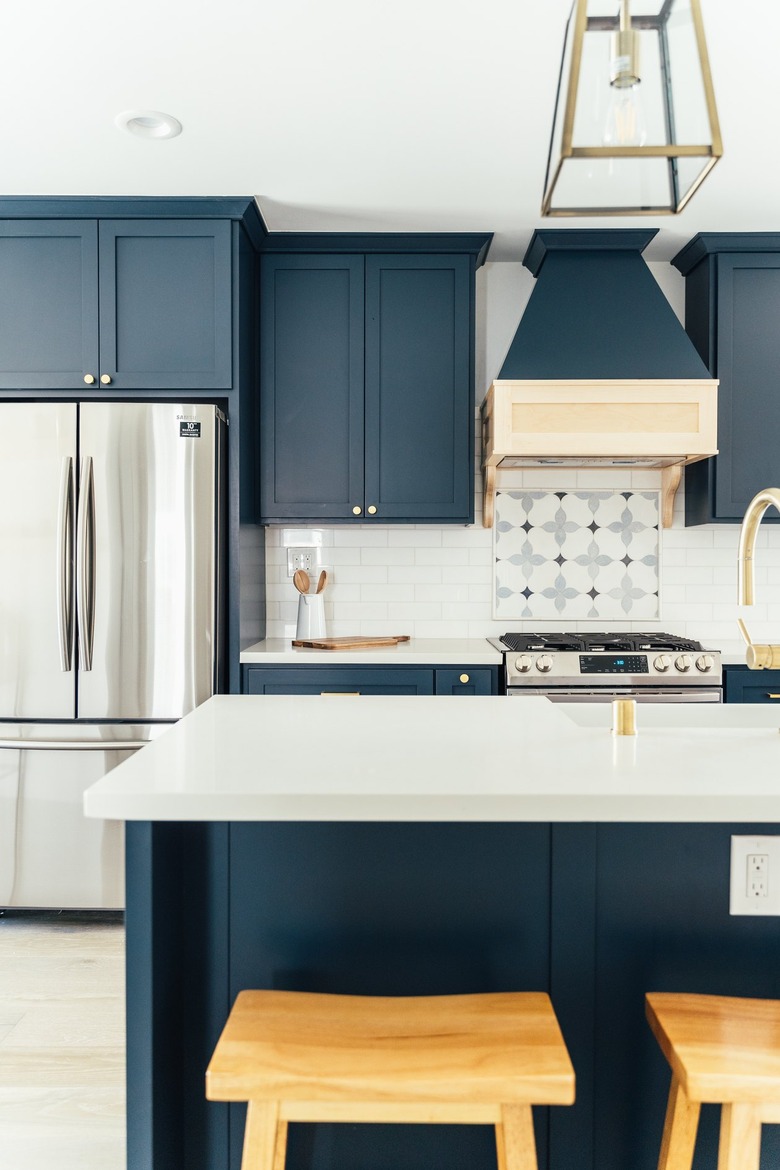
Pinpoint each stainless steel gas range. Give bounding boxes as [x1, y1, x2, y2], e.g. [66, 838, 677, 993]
[488, 632, 722, 703]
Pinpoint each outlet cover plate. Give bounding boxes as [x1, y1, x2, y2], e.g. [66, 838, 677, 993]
[730, 835, 780, 916]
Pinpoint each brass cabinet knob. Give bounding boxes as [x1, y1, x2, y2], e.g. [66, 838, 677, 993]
[83, 374, 96, 385]
[459, 673, 469, 684]
[100, 374, 112, 385]
[352, 506, 362, 515]
[367, 505, 377, 515]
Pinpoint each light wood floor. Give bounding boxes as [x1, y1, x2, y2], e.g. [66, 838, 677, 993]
[0, 913, 125, 1170]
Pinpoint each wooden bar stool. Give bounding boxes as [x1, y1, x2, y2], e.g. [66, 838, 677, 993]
[206, 989, 575, 1170]
[646, 992, 780, 1170]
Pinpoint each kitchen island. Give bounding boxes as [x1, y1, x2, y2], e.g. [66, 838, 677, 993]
[84, 696, 780, 1170]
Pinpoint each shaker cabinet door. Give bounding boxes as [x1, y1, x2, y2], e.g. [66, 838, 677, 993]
[0, 221, 99, 390]
[98, 220, 233, 390]
[364, 254, 472, 522]
[260, 254, 365, 521]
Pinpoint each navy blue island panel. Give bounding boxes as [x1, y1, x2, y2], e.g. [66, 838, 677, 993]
[125, 819, 780, 1170]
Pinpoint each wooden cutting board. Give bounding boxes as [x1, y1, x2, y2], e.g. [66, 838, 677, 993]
[291, 635, 411, 650]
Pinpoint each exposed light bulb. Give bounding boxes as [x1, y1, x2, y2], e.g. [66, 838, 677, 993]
[603, 84, 647, 147]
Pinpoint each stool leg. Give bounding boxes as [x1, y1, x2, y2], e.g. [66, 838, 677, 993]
[272, 1120, 288, 1170]
[496, 1104, 538, 1170]
[241, 1101, 280, 1170]
[717, 1104, 762, 1170]
[657, 1075, 700, 1170]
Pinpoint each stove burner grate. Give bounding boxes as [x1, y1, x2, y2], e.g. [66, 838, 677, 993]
[499, 631, 705, 654]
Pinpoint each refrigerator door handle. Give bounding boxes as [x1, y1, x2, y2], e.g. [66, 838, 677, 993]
[76, 456, 96, 672]
[0, 737, 149, 751]
[56, 456, 75, 672]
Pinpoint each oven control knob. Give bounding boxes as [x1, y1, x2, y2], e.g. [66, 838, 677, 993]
[653, 654, 671, 673]
[674, 654, 692, 672]
[536, 654, 553, 673]
[514, 654, 533, 674]
[695, 654, 715, 673]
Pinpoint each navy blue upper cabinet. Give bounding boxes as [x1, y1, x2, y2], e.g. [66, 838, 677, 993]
[98, 221, 232, 390]
[0, 219, 232, 391]
[260, 255, 365, 519]
[0, 221, 99, 390]
[260, 251, 475, 524]
[673, 235, 780, 524]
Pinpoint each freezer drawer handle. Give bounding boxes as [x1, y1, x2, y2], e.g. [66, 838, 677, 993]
[0, 737, 149, 751]
[77, 456, 96, 671]
[57, 456, 75, 672]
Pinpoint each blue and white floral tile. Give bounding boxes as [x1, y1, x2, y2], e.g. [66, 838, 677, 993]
[493, 490, 660, 621]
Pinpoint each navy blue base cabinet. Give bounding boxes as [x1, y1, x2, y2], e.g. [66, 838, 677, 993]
[723, 663, 780, 704]
[125, 819, 780, 1170]
[673, 234, 780, 525]
[0, 218, 233, 391]
[242, 664, 499, 695]
[260, 241, 489, 525]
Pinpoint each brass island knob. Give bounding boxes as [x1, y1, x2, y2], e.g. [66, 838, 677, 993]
[612, 698, 637, 737]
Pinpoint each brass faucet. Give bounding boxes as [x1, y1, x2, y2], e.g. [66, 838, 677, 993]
[737, 488, 780, 669]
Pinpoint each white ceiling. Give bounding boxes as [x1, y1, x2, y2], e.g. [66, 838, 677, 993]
[5, 1, 778, 262]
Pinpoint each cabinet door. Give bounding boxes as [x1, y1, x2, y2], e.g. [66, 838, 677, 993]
[713, 255, 780, 521]
[0, 221, 99, 390]
[724, 667, 780, 704]
[364, 255, 473, 522]
[260, 255, 364, 521]
[243, 667, 434, 695]
[98, 220, 232, 390]
[435, 668, 496, 695]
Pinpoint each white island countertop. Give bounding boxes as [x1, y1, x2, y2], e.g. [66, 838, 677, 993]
[239, 637, 503, 665]
[84, 695, 780, 824]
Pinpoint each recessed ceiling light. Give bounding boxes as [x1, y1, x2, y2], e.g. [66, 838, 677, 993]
[115, 110, 182, 140]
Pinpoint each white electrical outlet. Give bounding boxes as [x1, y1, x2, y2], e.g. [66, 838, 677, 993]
[730, 836, 780, 915]
[287, 547, 316, 577]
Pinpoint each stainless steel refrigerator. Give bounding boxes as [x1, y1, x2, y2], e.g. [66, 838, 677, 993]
[0, 401, 226, 909]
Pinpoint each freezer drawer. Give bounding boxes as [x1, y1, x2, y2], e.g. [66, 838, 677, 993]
[0, 722, 167, 909]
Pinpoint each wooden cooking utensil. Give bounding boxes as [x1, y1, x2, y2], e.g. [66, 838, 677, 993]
[293, 569, 310, 594]
[316, 570, 327, 594]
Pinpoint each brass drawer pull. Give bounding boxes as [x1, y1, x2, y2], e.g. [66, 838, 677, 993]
[320, 691, 361, 696]
[460, 673, 470, 684]
[767, 694, 780, 699]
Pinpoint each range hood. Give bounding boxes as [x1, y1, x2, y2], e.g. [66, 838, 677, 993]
[482, 230, 718, 528]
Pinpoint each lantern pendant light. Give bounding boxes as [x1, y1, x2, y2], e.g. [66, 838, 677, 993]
[542, 0, 723, 216]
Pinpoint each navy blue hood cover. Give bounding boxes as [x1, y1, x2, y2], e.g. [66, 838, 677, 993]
[498, 229, 710, 382]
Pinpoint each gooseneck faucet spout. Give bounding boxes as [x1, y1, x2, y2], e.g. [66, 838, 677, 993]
[737, 488, 780, 669]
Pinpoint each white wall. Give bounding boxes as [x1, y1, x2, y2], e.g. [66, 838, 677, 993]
[262, 262, 780, 656]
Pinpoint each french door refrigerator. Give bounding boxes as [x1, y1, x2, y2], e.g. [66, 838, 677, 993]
[0, 401, 226, 908]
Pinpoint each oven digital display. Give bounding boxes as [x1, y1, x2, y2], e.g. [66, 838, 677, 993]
[579, 654, 649, 674]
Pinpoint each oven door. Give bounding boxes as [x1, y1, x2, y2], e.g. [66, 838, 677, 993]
[506, 687, 722, 703]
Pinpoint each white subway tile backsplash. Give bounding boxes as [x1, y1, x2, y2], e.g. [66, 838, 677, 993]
[388, 529, 442, 547]
[414, 548, 470, 566]
[334, 528, 389, 547]
[365, 585, 415, 603]
[362, 547, 415, 566]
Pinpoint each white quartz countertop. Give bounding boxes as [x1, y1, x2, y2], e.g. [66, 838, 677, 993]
[239, 637, 502, 665]
[84, 695, 780, 824]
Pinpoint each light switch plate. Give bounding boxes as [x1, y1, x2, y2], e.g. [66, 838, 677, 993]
[730, 835, 780, 915]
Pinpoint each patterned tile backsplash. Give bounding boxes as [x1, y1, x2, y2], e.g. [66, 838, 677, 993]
[493, 490, 660, 621]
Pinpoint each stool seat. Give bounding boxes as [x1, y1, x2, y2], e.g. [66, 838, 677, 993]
[646, 992, 780, 1170]
[207, 990, 575, 1170]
